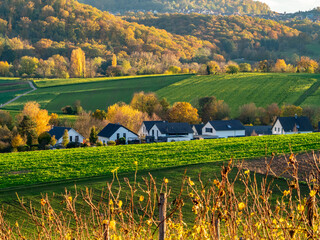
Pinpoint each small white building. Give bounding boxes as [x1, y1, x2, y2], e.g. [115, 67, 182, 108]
[138, 121, 166, 138]
[272, 116, 313, 135]
[202, 120, 245, 138]
[147, 122, 194, 142]
[98, 123, 139, 144]
[48, 126, 85, 144]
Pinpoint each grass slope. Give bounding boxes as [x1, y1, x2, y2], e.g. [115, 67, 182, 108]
[3, 75, 191, 112]
[0, 133, 320, 189]
[156, 73, 320, 115]
[0, 79, 32, 105]
[1, 160, 309, 235]
[3, 73, 320, 115]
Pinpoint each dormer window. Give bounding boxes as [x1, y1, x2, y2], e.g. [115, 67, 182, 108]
[227, 125, 232, 129]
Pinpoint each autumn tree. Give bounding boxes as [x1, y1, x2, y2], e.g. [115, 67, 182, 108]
[18, 115, 37, 138]
[168, 102, 200, 124]
[198, 96, 230, 122]
[281, 104, 303, 117]
[106, 103, 154, 132]
[62, 129, 69, 147]
[0, 61, 11, 76]
[19, 56, 39, 76]
[238, 103, 257, 124]
[0, 110, 13, 129]
[226, 64, 239, 74]
[11, 134, 25, 150]
[297, 57, 319, 73]
[74, 112, 108, 138]
[239, 63, 251, 72]
[70, 48, 86, 78]
[206, 61, 220, 75]
[19, 101, 51, 135]
[266, 103, 281, 123]
[112, 54, 117, 67]
[274, 59, 287, 72]
[130, 92, 161, 117]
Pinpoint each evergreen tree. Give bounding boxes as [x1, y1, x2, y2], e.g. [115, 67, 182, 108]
[89, 126, 98, 145]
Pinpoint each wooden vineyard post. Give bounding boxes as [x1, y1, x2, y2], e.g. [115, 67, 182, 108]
[159, 193, 167, 240]
[215, 218, 221, 240]
[103, 220, 110, 240]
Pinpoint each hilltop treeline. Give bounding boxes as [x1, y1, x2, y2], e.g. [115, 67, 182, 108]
[126, 13, 314, 61]
[79, 0, 271, 14]
[0, 0, 213, 65]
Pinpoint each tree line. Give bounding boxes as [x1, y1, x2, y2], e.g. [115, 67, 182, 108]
[2, 91, 319, 153]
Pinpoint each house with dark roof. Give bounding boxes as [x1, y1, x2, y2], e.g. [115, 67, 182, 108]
[98, 123, 139, 144]
[202, 120, 245, 138]
[147, 122, 194, 142]
[137, 121, 167, 137]
[272, 116, 313, 135]
[48, 126, 85, 145]
[245, 126, 272, 136]
[192, 124, 204, 136]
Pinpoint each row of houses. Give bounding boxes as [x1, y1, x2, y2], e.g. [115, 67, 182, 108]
[47, 115, 315, 146]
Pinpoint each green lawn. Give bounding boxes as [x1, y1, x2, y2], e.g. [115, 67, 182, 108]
[0, 133, 320, 189]
[155, 73, 320, 115]
[3, 75, 191, 112]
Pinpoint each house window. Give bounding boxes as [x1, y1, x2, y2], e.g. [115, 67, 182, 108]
[70, 136, 73, 142]
[123, 133, 126, 139]
[75, 136, 79, 142]
[206, 128, 213, 133]
[152, 130, 155, 136]
[117, 133, 120, 139]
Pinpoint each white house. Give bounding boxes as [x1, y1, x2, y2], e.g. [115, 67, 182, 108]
[202, 120, 245, 138]
[272, 116, 313, 135]
[137, 121, 166, 138]
[48, 126, 85, 144]
[192, 124, 204, 136]
[147, 122, 194, 142]
[98, 123, 139, 144]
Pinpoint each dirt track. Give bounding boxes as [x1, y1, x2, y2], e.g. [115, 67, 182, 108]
[242, 151, 320, 181]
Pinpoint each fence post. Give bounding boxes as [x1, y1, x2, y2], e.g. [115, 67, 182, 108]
[215, 218, 220, 240]
[159, 193, 167, 240]
[307, 195, 316, 239]
[103, 220, 110, 240]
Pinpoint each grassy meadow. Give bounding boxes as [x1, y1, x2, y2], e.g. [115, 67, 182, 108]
[2, 74, 192, 112]
[0, 133, 320, 189]
[2, 73, 320, 117]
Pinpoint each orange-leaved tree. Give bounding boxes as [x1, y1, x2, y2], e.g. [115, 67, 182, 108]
[168, 102, 200, 124]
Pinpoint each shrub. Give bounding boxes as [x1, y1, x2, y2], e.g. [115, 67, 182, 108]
[107, 140, 116, 146]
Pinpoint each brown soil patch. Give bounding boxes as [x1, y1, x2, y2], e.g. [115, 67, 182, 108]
[0, 82, 25, 87]
[0, 88, 28, 93]
[242, 151, 320, 181]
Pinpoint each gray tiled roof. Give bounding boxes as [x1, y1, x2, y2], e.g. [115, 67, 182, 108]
[208, 120, 245, 131]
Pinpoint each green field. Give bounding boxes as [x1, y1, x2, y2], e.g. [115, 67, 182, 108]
[0, 133, 320, 189]
[2, 73, 320, 116]
[0, 78, 32, 105]
[3, 75, 192, 112]
[156, 73, 320, 114]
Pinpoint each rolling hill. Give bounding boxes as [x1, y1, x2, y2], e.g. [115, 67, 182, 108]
[0, 0, 212, 63]
[79, 0, 271, 15]
[2, 73, 320, 116]
[126, 13, 305, 61]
